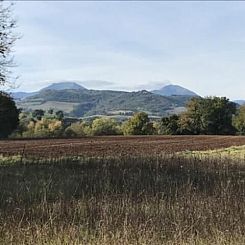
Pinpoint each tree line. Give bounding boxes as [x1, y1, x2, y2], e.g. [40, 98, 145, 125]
[0, 93, 244, 138]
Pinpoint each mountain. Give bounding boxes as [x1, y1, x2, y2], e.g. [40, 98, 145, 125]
[233, 100, 245, 105]
[12, 81, 86, 101]
[17, 88, 193, 117]
[152, 84, 198, 96]
[41, 82, 86, 91]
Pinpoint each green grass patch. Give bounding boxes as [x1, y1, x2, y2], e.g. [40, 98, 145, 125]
[180, 145, 245, 160]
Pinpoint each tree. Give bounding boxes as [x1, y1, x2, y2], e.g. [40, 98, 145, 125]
[64, 121, 90, 137]
[0, 91, 19, 138]
[233, 105, 245, 135]
[55, 110, 64, 120]
[48, 109, 54, 115]
[12, 111, 32, 137]
[25, 118, 63, 137]
[91, 117, 121, 136]
[0, 3, 19, 86]
[158, 115, 180, 135]
[122, 112, 154, 135]
[180, 97, 236, 135]
[32, 109, 45, 120]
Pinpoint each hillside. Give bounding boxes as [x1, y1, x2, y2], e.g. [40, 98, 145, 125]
[18, 88, 193, 117]
[12, 81, 86, 101]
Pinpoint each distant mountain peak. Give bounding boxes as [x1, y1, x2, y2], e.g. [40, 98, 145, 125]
[233, 100, 245, 105]
[41, 81, 87, 91]
[152, 84, 198, 97]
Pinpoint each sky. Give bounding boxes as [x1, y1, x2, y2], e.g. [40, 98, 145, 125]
[9, 1, 245, 99]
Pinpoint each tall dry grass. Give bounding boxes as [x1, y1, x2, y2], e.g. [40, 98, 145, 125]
[0, 154, 244, 244]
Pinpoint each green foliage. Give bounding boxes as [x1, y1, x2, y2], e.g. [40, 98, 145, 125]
[91, 117, 121, 136]
[64, 121, 90, 137]
[32, 109, 45, 120]
[12, 111, 32, 137]
[179, 97, 236, 135]
[233, 105, 245, 135]
[0, 92, 19, 138]
[158, 114, 180, 135]
[122, 112, 154, 135]
[47, 109, 54, 115]
[55, 110, 64, 120]
[10, 97, 242, 138]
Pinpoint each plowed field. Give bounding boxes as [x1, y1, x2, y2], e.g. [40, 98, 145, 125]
[0, 135, 245, 158]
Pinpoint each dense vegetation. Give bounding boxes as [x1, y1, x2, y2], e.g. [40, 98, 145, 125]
[0, 153, 244, 244]
[9, 96, 245, 138]
[0, 92, 19, 138]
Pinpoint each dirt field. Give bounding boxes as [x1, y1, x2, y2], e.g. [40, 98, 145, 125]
[0, 135, 245, 158]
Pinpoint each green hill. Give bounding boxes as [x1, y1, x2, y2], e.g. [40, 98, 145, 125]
[18, 88, 193, 117]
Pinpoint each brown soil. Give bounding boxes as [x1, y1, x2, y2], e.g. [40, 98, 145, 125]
[0, 135, 245, 158]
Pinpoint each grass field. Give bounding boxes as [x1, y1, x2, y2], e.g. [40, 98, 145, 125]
[0, 136, 244, 244]
[182, 145, 245, 160]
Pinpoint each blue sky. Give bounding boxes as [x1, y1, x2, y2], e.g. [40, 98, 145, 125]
[11, 1, 245, 99]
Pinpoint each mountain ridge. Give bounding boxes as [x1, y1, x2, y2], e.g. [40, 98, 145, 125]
[14, 81, 243, 118]
[16, 82, 196, 117]
[12, 81, 198, 100]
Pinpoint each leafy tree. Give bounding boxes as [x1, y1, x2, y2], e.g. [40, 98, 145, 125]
[0, 3, 19, 86]
[152, 121, 161, 135]
[11, 111, 32, 137]
[158, 115, 180, 135]
[0, 91, 19, 138]
[48, 109, 54, 115]
[26, 118, 63, 137]
[180, 97, 236, 135]
[64, 121, 90, 137]
[55, 110, 64, 120]
[91, 117, 121, 136]
[122, 112, 154, 135]
[32, 109, 45, 120]
[233, 105, 245, 135]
